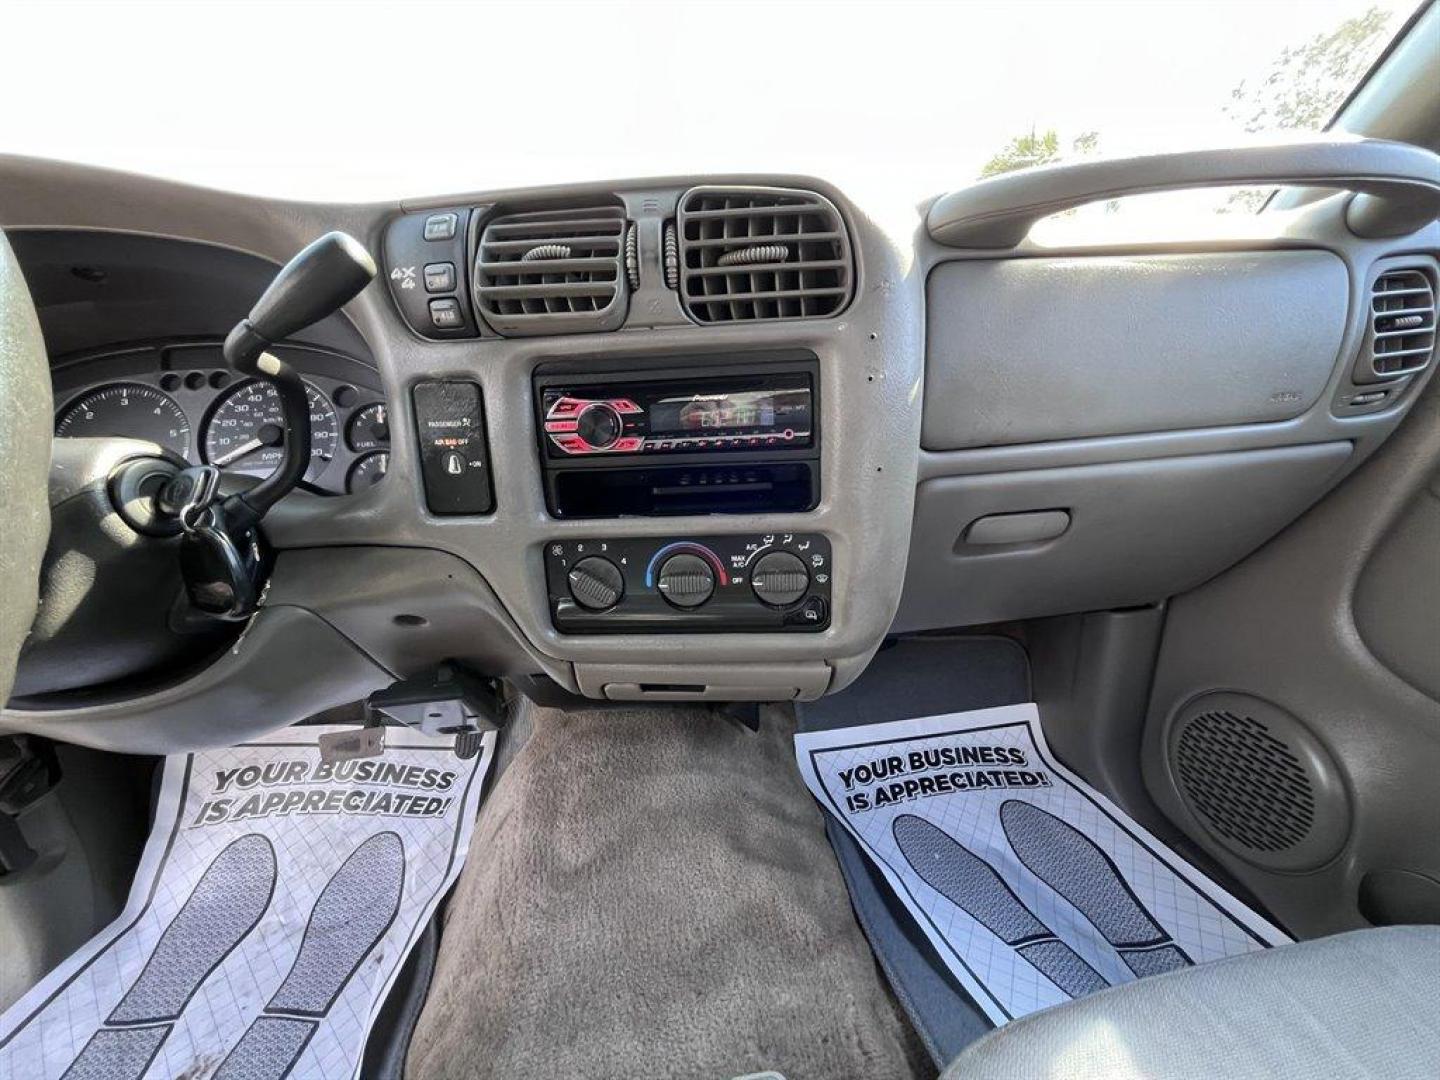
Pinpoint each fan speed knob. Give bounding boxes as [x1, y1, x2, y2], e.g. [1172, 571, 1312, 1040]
[568, 556, 624, 611]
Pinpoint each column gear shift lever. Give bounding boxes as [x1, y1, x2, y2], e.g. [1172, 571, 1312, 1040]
[161, 231, 376, 618]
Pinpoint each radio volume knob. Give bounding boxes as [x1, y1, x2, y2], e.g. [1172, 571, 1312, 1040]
[750, 550, 810, 607]
[568, 556, 625, 611]
[575, 402, 622, 450]
[656, 553, 715, 608]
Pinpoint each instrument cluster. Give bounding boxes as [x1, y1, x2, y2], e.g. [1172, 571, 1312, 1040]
[51, 341, 390, 496]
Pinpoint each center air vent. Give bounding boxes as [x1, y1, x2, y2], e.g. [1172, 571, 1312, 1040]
[676, 186, 853, 323]
[475, 206, 627, 336]
[1365, 268, 1436, 378]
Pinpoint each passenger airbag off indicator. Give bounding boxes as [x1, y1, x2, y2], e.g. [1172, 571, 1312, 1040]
[412, 381, 494, 514]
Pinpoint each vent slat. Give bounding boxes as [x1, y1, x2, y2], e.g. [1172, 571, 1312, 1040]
[482, 237, 620, 253]
[477, 258, 618, 275]
[685, 259, 847, 278]
[682, 203, 828, 221]
[475, 204, 628, 336]
[674, 186, 853, 324]
[684, 232, 842, 249]
[680, 286, 849, 303]
[488, 218, 625, 235]
[478, 282, 619, 300]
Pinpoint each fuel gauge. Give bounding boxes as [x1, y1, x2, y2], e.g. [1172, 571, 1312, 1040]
[347, 402, 390, 452]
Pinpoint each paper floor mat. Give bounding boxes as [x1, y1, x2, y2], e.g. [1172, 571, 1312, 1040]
[796, 703, 1290, 1026]
[0, 725, 494, 1079]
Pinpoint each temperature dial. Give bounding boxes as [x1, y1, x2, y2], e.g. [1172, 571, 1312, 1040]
[656, 553, 715, 608]
[750, 550, 810, 607]
[346, 451, 389, 493]
[568, 556, 624, 611]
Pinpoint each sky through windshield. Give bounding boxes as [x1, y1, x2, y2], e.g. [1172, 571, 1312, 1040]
[0, 0, 1419, 204]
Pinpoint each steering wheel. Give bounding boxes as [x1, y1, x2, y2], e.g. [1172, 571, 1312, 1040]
[0, 229, 375, 704]
[0, 230, 53, 706]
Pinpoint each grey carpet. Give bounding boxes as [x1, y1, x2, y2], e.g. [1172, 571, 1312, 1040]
[405, 703, 929, 1080]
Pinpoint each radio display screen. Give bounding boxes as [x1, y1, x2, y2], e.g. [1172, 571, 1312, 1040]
[649, 387, 811, 437]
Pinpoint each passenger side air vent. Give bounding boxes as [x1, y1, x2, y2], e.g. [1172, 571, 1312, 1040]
[1366, 268, 1436, 378]
[475, 206, 628, 336]
[676, 186, 853, 323]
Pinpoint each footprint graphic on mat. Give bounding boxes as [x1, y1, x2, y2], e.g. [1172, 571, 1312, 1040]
[61, 833, 277, 1080]
[214, 831, 406, 1080]
[892, 814, 1108, 1000]
[999, 800, 1192, 977]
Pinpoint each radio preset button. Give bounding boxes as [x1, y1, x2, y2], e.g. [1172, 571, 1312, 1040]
[568, 556, 625, 611]
[656, 553, 715, 609]
[576, 402, 622, 449]
[548, 398, 583, 417]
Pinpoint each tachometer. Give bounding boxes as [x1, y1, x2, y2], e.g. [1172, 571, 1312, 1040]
[204, 379, 338, 482]
[55, 383, 191, 459]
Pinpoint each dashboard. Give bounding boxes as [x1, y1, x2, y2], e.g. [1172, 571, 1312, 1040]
[50, 341, 390, 496]
[0, 145, 1436, 746]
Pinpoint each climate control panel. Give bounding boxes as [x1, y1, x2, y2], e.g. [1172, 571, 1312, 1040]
[543, 533, 832, 634]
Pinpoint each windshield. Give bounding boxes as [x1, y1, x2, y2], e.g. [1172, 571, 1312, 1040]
[0, 0, 1419, 203]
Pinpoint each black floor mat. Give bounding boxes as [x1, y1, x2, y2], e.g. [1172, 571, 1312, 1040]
[797, 635, 1031, 1066]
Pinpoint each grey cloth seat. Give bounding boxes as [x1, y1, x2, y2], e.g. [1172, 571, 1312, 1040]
[942, 926, 1440, 1079]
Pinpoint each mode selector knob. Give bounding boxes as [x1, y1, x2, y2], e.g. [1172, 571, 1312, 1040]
[568, 556, 624, 611]
[657, 553, 715, 608]
[751, 550, 810, 607]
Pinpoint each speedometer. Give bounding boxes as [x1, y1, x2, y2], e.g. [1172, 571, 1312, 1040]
[203, 379, 338, 482]
[55, 383, 191, 459]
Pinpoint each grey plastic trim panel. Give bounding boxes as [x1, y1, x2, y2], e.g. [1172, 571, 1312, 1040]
[1142, 368, 1440, 937]
[916, 194, 1440, 494]
[573, 661, 831, 702]
[894, 442, 1353, 633]
[924, 250, 1349, 450]
[926, 138, 1440, 248]
[0, 607, 390, 753]
[0, 159, 920, 707]
[1352, 477, 1440, 700]
[263, 546, 575, 689]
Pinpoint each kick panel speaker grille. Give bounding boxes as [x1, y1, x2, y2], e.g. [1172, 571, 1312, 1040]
[676, 186, 853, 323]
[1168, 692, 1348, 872]
[1175, 709, 1315, 852]
[475, 205, 628, 336]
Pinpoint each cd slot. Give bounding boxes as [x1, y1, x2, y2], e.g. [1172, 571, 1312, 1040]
[549, 462, 817, 518]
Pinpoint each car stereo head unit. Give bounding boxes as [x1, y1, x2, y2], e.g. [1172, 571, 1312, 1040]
[539, 370, 813, 458]
[534, 355, 820, 518]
